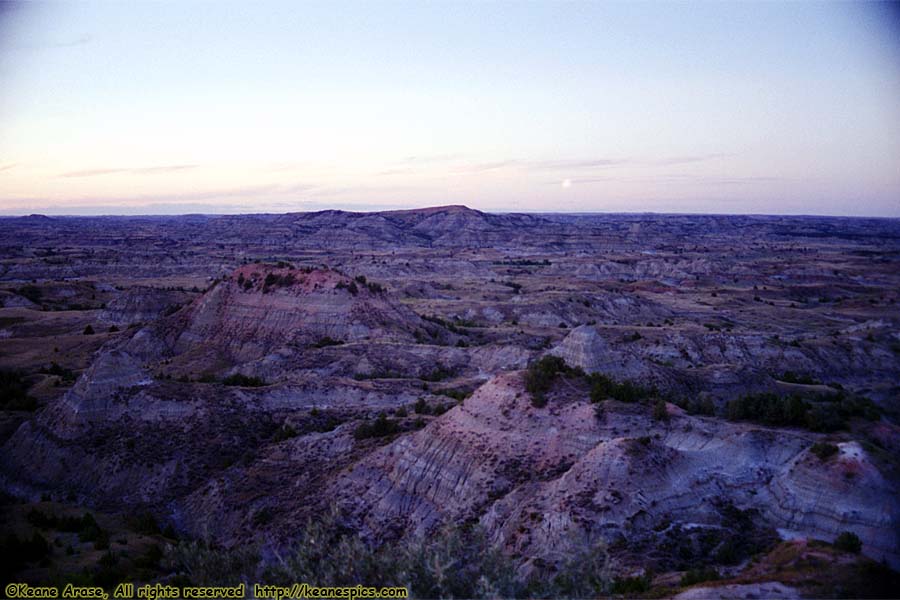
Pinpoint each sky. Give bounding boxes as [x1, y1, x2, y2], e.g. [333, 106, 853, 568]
[0, 0, 899, 216]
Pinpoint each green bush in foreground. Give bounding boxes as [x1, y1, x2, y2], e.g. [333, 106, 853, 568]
[163, 510, 614, 598]
[263, 509, 611, 599]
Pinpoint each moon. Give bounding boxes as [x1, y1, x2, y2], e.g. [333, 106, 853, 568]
[562, 179, 572, 188]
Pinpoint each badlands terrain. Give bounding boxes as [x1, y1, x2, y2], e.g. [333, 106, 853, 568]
[0, 205, 898, 597]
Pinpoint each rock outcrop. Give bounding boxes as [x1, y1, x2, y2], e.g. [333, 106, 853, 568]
[332, 372, 900, 568]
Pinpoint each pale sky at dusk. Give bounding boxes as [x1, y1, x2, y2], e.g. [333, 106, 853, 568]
[1, 0, 898, 216]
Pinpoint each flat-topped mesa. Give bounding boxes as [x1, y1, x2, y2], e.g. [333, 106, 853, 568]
[166, 264, 438, 362]
[381, 204, 478, 216]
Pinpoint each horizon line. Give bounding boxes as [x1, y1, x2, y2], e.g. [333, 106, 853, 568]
[2, 205, 899, 220]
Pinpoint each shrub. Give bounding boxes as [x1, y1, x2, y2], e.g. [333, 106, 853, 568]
[83, 324, 95, 335]
[131, 512, 161, 535]
[272, 423, 298, 443]
[680, 567, 720, 586]
[438, 388, 471, 402]
[687, 397, 716, 416]
[725, 393, 807, 427]
[163, 540, 259, 586]
[262, 508, 609, 599]
[421, 366, 455, 382]
[0, 370, 37, 411]
[726, 392, 881, 433]
[313, 337, 343, 348]
[653, 399, 670, 422]
[222, 374, 267, 387]
[39, 362, 76, 382]
[77, 513, 105, 544]
[779, 371, 820, 385]
[611, 574, 650, 594]
[833, 531, 862, 554]
[353, 413, 400, 440]
[502, 281, 522, 294]
[810, 441, 839, 461]
[262, 272, 295, 292]
[16, 285, 43, 303]
[0, 531, 51, 575]
[524, 355, 571, 407]
[588, 373, 654, 403]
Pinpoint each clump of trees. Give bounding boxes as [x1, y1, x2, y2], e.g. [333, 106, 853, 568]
[337, 276, 385, 295]
[421, 365, 456, 382]
[26, 509, 109, 548]
[725, 391, 879, 432]
[221, 374, 267, 387]
[262, 272, 296, 293]
[587, 373, 655, 404]
[524, 356, 659, 410]
[353, 413, 401, 440]
[725, 392, 808, 427]
[354, 275, 385, 294]
[336, 280, 358, 295]
[525, 355, 580, 407]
